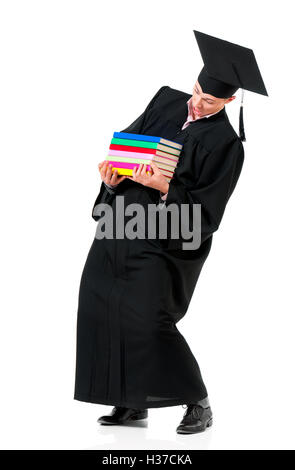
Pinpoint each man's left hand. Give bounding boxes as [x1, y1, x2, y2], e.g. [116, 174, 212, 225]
[126, 162, 169, 193]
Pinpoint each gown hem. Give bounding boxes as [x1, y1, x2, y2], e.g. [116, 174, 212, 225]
[73, 392, 208, 409]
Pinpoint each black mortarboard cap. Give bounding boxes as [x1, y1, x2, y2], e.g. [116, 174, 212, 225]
[193, 30, 268, 142]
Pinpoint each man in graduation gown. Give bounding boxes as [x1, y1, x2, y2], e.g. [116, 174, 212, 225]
[73, 31, 268, 434]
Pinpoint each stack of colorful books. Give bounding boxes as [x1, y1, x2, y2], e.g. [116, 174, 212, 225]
[106, 132, 183, 182]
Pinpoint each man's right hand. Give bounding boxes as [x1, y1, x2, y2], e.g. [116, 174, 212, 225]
[98, 160, 128, 187]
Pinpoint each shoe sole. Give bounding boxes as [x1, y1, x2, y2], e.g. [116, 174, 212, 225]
[176, 418, 213, 434]
[98, 411, 148, 425]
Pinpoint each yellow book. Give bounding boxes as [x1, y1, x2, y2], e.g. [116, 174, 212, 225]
[111, 167, 151, 176]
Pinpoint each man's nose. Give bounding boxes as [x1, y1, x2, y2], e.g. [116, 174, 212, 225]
[194, 97, 202, 108]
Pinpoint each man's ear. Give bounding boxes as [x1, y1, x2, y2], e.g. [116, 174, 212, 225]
[225, 95, 236, 104]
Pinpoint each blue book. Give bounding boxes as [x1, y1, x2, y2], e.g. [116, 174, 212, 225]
[113, 131, 183, 150]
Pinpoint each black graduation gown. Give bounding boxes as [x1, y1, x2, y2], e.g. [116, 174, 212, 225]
[73, 86, 244, 409]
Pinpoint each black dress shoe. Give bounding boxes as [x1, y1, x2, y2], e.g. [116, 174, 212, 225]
[97, 406, 148, 425]
[176, 403, 213, 434]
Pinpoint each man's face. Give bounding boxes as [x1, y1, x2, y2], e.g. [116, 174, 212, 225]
[192, 80, 235, 118]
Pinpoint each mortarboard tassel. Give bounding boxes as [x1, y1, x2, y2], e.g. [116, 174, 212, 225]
[239, 89, 246, 142]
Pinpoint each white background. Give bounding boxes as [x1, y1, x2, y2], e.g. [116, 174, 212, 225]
[0, 0, 294, 450]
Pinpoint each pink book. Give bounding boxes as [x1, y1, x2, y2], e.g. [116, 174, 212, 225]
[108, 150, 153, 160]
[107, 161, 151, 171]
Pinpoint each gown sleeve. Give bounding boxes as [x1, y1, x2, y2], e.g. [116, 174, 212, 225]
[162, 136, 245, 251]
[92, 86, 169, 221]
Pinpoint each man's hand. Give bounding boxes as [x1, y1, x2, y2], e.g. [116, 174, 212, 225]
[126, 162, 169, 193]
[98, 160, 128, 186]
